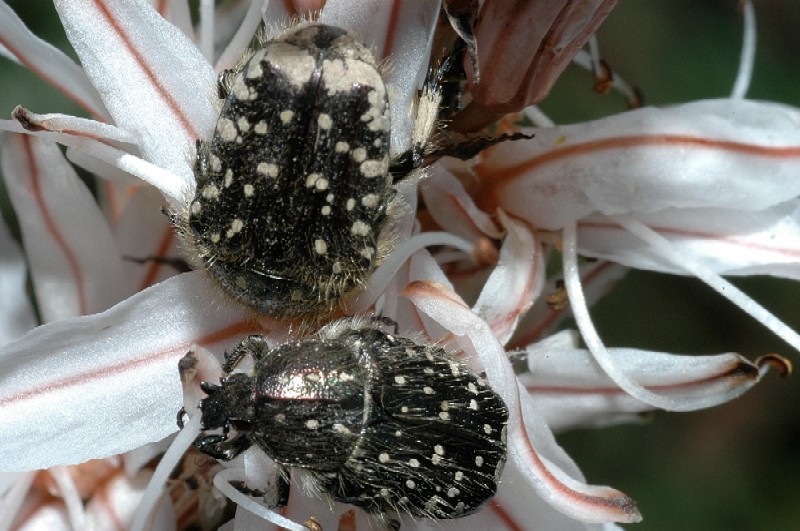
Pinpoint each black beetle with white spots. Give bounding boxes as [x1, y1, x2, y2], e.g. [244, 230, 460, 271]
[185, 318, 508, 525]
[172, 22, 433, 318]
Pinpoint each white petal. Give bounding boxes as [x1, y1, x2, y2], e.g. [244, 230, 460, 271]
[0, 216, 36, 345]
[578, 201, 800, 279]
[476, 99, 800, 229]
[422, 165, 502, 240]
[0, 133, 129, 321]
[54, 0, 218, 183]
[113, 187, 184, 291]
[521, 330, 780, 430]
[0, 1, 107, 119]
[473, 211, 544, 345]
[0, 271, 256, 472]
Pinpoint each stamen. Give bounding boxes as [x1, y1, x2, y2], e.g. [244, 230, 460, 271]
[572, 49, 639, 106]
[130, 414, 202, 531]
[215, 0, 276, 72]
[213, 468, 307, 531]
[0, 472, 34, 529]
[349, 232, 474, 312]
[199, 0, 215, 62]
[50, 466, 86, 530]
[563, 222, 697, 411]
[612, 215, 800, 354]
[731, 0, 756, 99]
[524, 106, 555, 128]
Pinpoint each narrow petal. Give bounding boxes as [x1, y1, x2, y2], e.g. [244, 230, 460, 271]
[54, 0, 218, 183]
[0, 216, 36, 345]
[520, 330, 781, 430]
[473, 211, 544, 345]
[0, 133, 129, 321]
[0, 1, 107, 119]
[0, 271, 258, 472]
[0, 124, 188, 207]
[12, 106, 136, 144]
[421, 165, 502, 241]
[578, 201, 800, 279]
[404, 281, 641, 523]
[475, 99, 800, 229]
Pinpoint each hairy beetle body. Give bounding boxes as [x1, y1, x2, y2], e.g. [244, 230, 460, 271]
[191, 318, 508, 522]
[176, 23, 393, 316]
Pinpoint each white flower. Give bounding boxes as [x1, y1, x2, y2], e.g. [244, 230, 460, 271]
[0, 1, 795, 530]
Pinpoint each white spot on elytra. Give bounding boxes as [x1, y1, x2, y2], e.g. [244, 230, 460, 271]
[360, 158, 388, 178]
[394, 375, 407, 385]
[405, 479, 416, 489]
[423, 386, 434, 395]
[280, 110, 294, 124]
[264, 42, 315, 88]
[254, 120, 268, 134]
[223, 169, 233, 188]
[351, 221, 370, 236]
[335, 141, 349, 153]
[244, 184, 254, 197]
[469, 399, 478, 410]
[306, 173, 321, 188]
[226, 218, 244, 238]
[217, 118, 237, 141]
[321, 205, 331, 216]
[346, 198, 356, 211]
[245, 49, 266, 78]
[483, 423, 492, 434]
[236, 116, 250, 132]
[351, 147, 367, 162]
[209, 155, 222, 172]
[306, 419, 319, 429]
[475, 455, 484, 467]
[317, 113, 332, 129]
[201, 184, 219, 200]
[409, 458, 420, 468]
[379, 453, 389, 463]
[361, 194, 379, 208]
[315, 177, 329, 191]
[257, 162, 279, 177]
[314, 239, 328, 255]
[434, 445, 444, 456]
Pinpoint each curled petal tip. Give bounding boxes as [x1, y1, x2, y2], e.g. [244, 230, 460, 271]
[756, 354, 793, 378]
[11, 106, 43, 132]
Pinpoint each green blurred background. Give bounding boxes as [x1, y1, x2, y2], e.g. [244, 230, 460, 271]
[1, 1, 799, 530]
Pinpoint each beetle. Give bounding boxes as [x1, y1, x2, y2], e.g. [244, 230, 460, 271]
[184, 317, 508, 525]
[172, 23, 437, 318]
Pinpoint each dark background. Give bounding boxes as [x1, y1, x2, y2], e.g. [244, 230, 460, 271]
[1, 1, 799, 529]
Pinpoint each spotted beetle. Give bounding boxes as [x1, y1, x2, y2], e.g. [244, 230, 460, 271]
[186, 318, 508, 524]
[173, 23, 432, 318]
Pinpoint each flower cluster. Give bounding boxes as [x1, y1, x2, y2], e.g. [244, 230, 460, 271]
[0, 1, 798, 529]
